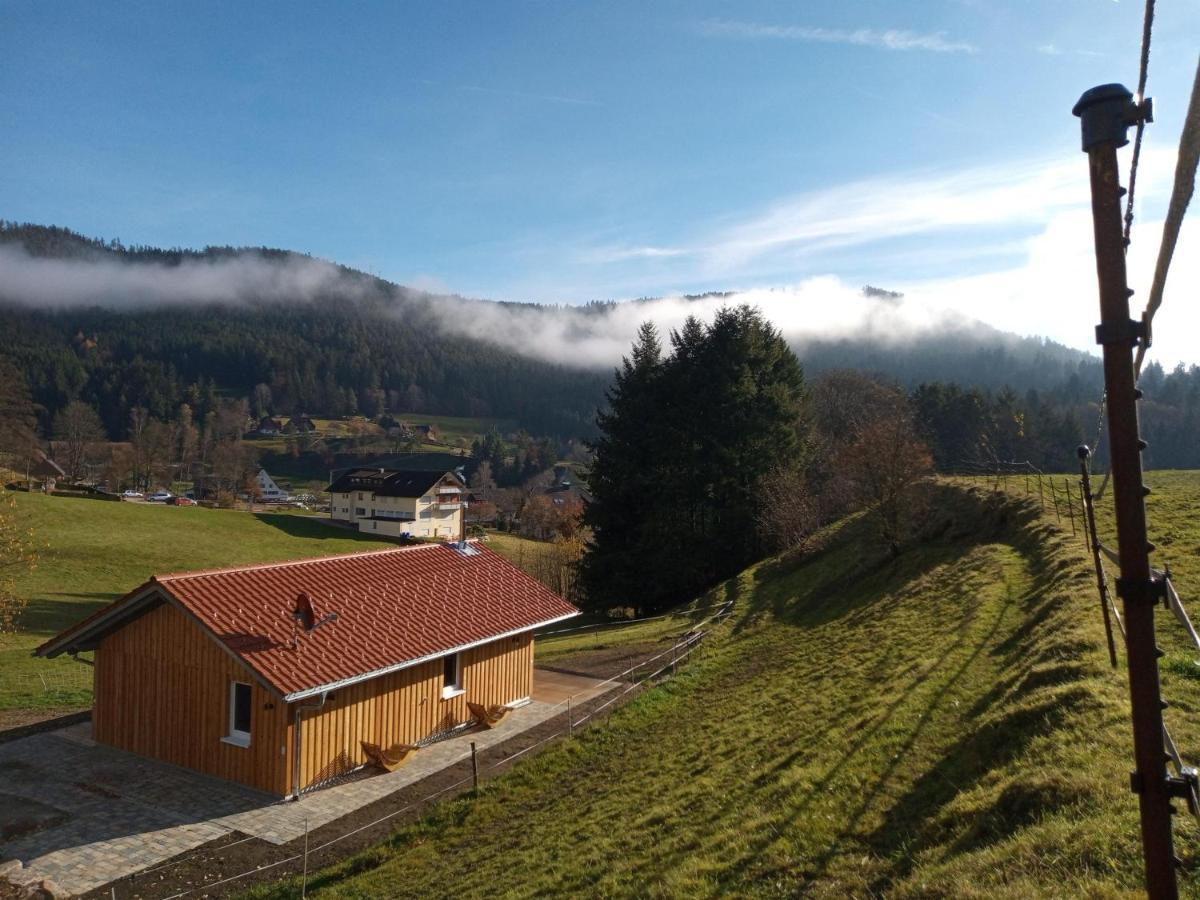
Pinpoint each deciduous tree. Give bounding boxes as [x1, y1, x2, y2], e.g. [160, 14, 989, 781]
[839, 403, 933, 557]
[52, 400, 105, 481]
[0, 489, 39, 635]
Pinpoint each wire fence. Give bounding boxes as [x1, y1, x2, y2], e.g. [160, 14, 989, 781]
[958, 456, 1200, 823]
[0, 668, 93, 699]
[108, 596, 737, 899]
[950, 459, 1090, 546]
[536, 601, 730, 638]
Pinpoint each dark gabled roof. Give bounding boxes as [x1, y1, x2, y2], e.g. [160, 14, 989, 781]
[326, 468, 454, 498]
[29, 450, 66, 479]
[36, 541, 579, 701]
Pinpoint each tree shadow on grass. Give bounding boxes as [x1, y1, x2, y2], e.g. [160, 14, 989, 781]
[705, 548, 1021, 893]
[251, 513, 397, 545]
[732, 483, 1046, 637]
[19, 596, 123, 635]
[863, 687, 1092, 895]
[710, 484, 1091, 891]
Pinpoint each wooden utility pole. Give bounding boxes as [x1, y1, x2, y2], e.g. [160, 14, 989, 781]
[1074, 83, 1179, 900]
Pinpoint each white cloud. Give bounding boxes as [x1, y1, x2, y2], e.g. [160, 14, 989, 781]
[0, 247, 349, 308]
[585, 147, 1175, 282]
[903, 205, 1200, 370]
[697, 19, 978, 54]
[423, 277, 961, 369]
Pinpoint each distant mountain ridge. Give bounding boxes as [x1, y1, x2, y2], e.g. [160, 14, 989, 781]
[0, 221, 1105, 441]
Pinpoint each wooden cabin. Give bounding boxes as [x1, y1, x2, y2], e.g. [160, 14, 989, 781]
[36, 542, 578, 797]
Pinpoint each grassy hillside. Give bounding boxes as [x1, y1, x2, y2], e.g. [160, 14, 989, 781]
[0, 493, 394, 711]
[248, 480, 1200, 898]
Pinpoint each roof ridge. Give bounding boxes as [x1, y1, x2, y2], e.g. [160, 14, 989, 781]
[156, 540, 445, 581]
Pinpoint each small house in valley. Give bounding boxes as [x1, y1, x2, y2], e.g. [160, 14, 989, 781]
[254, 416, 283, 436]
[327, 468, 465, 540]
[27, 449, 66, 488]
[285, 415, 316, 434]
[36, 542, 578, 797]
[254, 468, 288, 502]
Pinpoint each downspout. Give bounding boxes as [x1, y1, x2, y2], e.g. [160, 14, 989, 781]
[291, 691, 328, 801]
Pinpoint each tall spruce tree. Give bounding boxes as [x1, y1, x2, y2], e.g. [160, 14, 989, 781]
[580, 322, 664, 611]
[582, 307, 809, 614]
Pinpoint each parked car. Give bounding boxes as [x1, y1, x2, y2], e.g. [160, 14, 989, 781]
[120, 490, 143, 499]
[147, 491, 173, 503]
[167, 496, 196, 507]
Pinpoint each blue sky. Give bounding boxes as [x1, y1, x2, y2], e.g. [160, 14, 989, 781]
[3, 1, 1198, 361]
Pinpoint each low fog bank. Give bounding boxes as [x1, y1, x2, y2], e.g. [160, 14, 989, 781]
[0, 243, 351, 308]
[428, 278, 993, 369]
[0, 242, 1014, 371]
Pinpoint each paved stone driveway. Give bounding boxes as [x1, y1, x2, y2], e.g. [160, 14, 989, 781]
[0, 673, 614, 896]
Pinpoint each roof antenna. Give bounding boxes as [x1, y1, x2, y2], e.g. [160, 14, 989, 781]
[291, 592, 339, 649]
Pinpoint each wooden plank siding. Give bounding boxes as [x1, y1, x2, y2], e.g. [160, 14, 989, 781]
[92, 599, 535, 796]
[297, 632, 532, 790]
[93, 598, 292, 795]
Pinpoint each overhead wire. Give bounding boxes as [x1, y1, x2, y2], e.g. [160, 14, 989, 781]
[1122, 0, 1156, 250]
[1134, 56, 1200, 378]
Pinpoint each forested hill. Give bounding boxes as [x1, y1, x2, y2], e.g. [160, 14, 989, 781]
[5, 221, 1200, 466]
[0, 222, 610, 438]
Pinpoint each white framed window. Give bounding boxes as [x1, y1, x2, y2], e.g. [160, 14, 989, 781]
[224, 681, 252, 747]
[441, 652, 463, 699]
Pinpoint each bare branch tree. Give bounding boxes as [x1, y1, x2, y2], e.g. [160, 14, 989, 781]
[838, 403, 933, 557]
[52, 401, 106, 482]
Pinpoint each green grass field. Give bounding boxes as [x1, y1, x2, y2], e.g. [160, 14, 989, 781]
[0, 493, 394, 710]
[482, 531, 557, 568]
[0, 501, 585, 713]
[243, 477, 1200, 898]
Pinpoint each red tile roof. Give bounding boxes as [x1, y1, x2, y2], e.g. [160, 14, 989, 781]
[38, 541, 578, 700]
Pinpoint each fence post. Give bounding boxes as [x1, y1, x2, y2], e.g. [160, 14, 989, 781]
[1051, 481, 1061, 522]
[301, 817, 309, 898]
[1079, 447, 1119, 667]
[470, 741, 479, 791]
[1075, 83, 1176, 899]
[1066, 480, 1077, 536]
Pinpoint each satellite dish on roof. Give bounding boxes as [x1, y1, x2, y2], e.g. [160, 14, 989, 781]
[291, 591, 339, 649]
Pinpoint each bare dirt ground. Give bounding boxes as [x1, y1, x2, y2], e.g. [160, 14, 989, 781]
[538, 638, 679, 680]
[0, 708, 87, 734]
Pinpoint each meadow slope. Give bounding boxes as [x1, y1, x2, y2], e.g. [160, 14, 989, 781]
[0, 494, 394, 711]
[249, 481, 1200, 898]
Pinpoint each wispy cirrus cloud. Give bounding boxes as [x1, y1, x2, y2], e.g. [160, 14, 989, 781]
[696, 19, 978, 54]
[585, 153, 1146, 277]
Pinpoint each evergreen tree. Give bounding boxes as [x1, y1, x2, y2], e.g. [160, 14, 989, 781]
[580, 322, 665, 612]
[582, 308, 809, 614]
